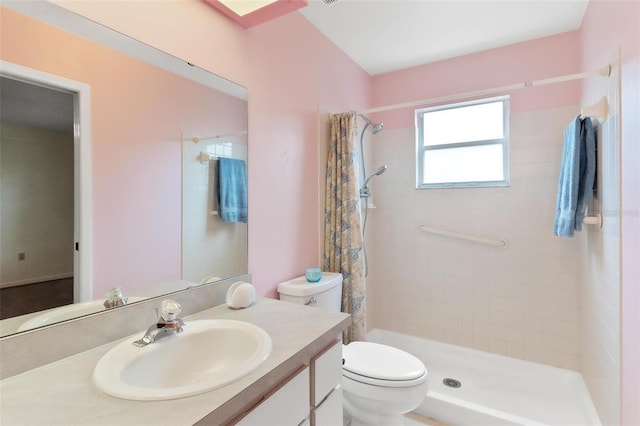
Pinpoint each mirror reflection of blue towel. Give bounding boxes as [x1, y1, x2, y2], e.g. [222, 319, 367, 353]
[217, 157, 248, 223]
[554, 116, 596, 237]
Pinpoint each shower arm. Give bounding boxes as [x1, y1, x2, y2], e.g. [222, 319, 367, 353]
[361, 171, 378, 190]
[357, 114, 384, 192]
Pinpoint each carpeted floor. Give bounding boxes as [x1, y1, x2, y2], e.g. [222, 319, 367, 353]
[0, 278, 73, 319]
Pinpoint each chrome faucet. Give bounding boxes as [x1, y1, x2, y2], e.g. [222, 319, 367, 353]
[103, 287, 128, 309]
[133, 299, 185, 347]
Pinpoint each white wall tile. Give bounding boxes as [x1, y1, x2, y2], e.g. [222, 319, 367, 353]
[490, 339, 507, 355]
[543, 350, 563, 368]
[579, 64, 621, 425]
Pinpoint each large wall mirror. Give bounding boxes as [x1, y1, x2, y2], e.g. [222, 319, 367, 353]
[0, 2, 248, 337]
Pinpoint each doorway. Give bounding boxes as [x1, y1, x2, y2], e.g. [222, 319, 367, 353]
[0, 61, 92, 320]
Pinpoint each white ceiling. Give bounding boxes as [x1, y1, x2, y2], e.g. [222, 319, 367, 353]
[299, 0, 589, 75]
[0, 77, 74, 133]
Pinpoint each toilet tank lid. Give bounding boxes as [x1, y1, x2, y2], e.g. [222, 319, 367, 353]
[277, 272, 343, 297]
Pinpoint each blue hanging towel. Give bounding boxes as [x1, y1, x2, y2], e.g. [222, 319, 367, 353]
[554, 116, 596, 237]
[217, 157, 248, 223]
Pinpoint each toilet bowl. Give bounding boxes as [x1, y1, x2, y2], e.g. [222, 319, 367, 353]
[342, 341, 428, 426]
[277, 273, 429, 425]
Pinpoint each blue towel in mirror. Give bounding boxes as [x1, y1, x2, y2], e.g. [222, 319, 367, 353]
[217, 157, 248, 223]
[554, 116, 596, 237]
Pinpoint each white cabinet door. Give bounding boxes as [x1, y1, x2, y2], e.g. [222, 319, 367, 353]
[237, 367, 310, 426]
[312, 340, 342, 407]
[311, 340, 343, 426]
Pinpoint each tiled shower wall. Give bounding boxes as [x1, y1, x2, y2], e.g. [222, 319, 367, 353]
[578, 58, 621, 425]
[367, 104, 586, 370]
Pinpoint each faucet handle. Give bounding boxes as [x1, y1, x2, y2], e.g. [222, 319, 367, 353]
[160, 299, 182, 321]
[104, 287, 128, 309]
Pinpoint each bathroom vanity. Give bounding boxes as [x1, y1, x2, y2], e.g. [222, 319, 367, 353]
[0, 298, 350, 425]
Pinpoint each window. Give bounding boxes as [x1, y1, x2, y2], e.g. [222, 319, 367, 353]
[416, 96, 509, 188]
[206, 141, 234, 158]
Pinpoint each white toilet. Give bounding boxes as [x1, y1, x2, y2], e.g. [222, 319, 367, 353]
[278, 273, 428, 426]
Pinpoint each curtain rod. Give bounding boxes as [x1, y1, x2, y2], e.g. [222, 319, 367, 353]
[357, 64, 611, 115]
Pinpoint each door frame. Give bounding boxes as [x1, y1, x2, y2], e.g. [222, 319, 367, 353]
[1, 60, 92, 302]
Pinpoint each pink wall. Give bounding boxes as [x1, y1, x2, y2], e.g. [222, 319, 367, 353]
[372, 30, 582, 129]
[47, 0, 252, 89]
[34, 0, 371, 298]
[580, 1, 640, 424]
[244, 14, 371, 297]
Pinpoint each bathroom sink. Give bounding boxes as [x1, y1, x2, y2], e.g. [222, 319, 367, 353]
[93, 319, 272, 400]
[17, 297, 147, 331]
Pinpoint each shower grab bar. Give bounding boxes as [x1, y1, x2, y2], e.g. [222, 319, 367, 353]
[418, 224, 509, 249]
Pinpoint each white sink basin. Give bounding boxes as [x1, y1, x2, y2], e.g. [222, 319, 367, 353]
[93, 319, 272, 400]
[17, 297, 147, 331]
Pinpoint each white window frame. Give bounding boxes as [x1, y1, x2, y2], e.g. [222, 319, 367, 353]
[416, 96, 510, 189]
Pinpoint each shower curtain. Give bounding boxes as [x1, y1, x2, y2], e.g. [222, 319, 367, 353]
[323, 111, 366, 343]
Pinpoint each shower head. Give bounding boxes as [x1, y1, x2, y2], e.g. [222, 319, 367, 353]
[362, 164, 388, 191]
[371, 164, 388, 177]
[358, 114, 384, 134]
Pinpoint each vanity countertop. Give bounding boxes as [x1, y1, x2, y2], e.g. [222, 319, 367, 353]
[0, 298, 350, 425]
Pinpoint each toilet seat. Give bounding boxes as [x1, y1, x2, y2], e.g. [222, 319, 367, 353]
[343, 342, 427, 388]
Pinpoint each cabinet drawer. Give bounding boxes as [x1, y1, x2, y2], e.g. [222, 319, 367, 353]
[237, 367, 310, 426]
[311, 340, 342, 407]
[312, 387, 343, 426]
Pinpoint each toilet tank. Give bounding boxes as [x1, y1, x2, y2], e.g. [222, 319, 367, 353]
[277, 272, 343, 312]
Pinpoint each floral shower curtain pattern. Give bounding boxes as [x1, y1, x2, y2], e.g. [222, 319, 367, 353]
[323, 111, 366, 343]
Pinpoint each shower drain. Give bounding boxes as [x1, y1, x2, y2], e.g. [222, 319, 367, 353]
[443, 378, 462, 388]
